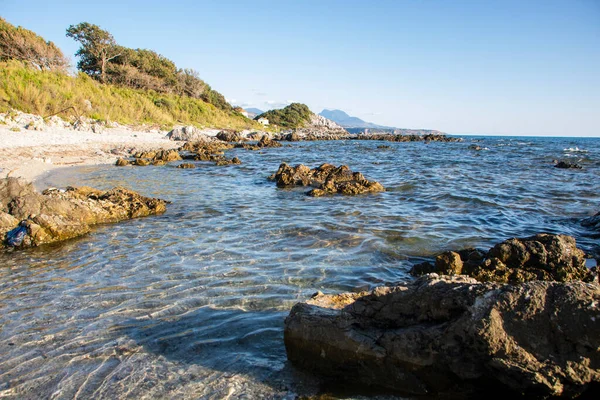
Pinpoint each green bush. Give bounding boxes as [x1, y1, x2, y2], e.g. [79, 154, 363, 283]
[255, 103, 312, 129]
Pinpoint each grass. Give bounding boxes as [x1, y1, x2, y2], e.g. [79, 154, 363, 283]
[0, 61, 262, 131]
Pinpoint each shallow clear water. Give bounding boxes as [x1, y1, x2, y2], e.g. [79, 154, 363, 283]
[1, 137, 599, 399]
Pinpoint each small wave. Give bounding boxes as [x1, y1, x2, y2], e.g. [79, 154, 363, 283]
[563, 147, 588, 153]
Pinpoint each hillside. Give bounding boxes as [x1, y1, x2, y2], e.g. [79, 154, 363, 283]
[0, 61, 259, 130]
[255, 103, 313, 129]
[0, 18, 257, 130]
[319, 109, 392, 129]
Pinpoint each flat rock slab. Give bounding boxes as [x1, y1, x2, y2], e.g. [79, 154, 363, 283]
[284, 274, 600, 398]
[1, 177, 167, 248]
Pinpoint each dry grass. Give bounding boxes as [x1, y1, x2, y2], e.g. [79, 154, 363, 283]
[0, 61, 260, 130]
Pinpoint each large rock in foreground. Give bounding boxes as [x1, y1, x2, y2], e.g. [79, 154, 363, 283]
[269, 163, 385, 196]
[411, 234, 594, 283]
[285, 274, 600, 398]
[1, 178, 167, 248]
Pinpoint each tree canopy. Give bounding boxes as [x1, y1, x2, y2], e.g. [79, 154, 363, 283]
[66, 21, 231, 111]
[0, 17, 68, 71]
[255, 103, 313, 128]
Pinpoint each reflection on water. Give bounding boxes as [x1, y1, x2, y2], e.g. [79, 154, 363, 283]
[1, 137, 599, 399]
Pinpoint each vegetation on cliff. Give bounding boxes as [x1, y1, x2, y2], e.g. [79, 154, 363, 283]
[0, 17, 68, 72]
[66, 22, 232, 112]
[255, 103, 312, 129]
[0, 18, 254, 129]
[0, 61, 256, 129]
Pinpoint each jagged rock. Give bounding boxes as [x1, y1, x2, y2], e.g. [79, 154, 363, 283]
[269, 163, 384, 197]
[257, 135, 282, 148]
[583, 212, 600, 231]
[284, 274, 600, 398]
[132, 158, 151, 166]
[411, 234, 593, 283]
[115, 158, 130, 166]
[166, 125, 212, 142]
[215, 157, 241, 166]
[1, 178, 167, 248]
[216, 130, 243, 142]
[555, 161, 583, 169]
[469, 144, 482, 151]
[177, 163, 195, 169]
[351, 133, 460, 143]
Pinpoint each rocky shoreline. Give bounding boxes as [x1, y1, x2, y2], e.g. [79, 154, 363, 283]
[1, 110, 598, 399]
[284, 233, 600, 398]
[1, 177, 167, 249]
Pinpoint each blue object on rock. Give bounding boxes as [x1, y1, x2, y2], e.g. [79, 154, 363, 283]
[6, 222, 28, 247]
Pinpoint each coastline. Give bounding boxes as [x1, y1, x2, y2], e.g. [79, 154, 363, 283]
[0, 115, 183, 183]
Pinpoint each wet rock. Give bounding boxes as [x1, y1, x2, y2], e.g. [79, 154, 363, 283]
[257, 135, 282, 148]
[215, 157, 242, 166]
[115, 158, 130, 166]
[176, 163, 195, 169]
[270, 163, 384, 197]
[377, 145, 391, 149]
[555, 161, 583, 169]
[434, 251, 463, 274]
[284, 274, 600, 398]
[469, 144, 482, 151]
[1, 178, 167, 249]
[411, 234, 593, 283]
[132, 158, 151, 166]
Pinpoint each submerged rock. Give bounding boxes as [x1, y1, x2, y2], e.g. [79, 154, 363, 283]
[284, 274, 600, 398]
[555, 160, 583, 169]
[176, 163, 195, 169]
[1, 178, 167, 249]
[582, 212, 600, 231]
[269, 163, 385, 197]
[411, 234, 593, 283]
[215, 157, 242, 166]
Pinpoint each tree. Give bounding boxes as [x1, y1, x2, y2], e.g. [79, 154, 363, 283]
[66, 22, 120, 82]
[0, 17, 68, 71]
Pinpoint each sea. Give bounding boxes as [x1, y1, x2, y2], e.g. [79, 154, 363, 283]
[0, 136, 599, 399]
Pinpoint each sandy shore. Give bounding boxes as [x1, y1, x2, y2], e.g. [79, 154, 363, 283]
[0, 112, 183, 182]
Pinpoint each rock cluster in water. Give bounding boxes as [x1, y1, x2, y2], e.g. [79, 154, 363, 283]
[269, 163, 385, 197]
[555, 160, 583, 169]
[410, 234, 594, 283]
[116, 149, 182, 166]
[1, 178, 167, 249]
[284, 274, 600, 398]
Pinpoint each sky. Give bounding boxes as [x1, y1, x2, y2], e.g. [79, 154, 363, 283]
[1, 0, 599, 136]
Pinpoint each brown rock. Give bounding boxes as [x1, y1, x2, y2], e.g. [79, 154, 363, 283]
[411, 234, 592, 283]
[435, 251, 463, 275]
[284, 274, 600, 397]
[270, 163, 384, 197]
[177, 163, 195, 169]
[115, 158, 130, 166]
[1, 178, 167, 249]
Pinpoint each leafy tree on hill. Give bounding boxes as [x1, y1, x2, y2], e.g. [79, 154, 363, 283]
[0, 17, 68, 71]
[66, 22, 122, 83]
[66, 21, 232, 112]
[256, 103, 312, 128]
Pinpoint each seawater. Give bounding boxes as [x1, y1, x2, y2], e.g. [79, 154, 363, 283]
[1, 137, 599, 399]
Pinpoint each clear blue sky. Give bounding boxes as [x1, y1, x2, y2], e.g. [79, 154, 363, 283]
[2, 0, 599, 136]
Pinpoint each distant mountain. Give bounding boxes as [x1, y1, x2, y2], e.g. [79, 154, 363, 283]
[245, 108, 264, 115]
[319, 109, 392, 129]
